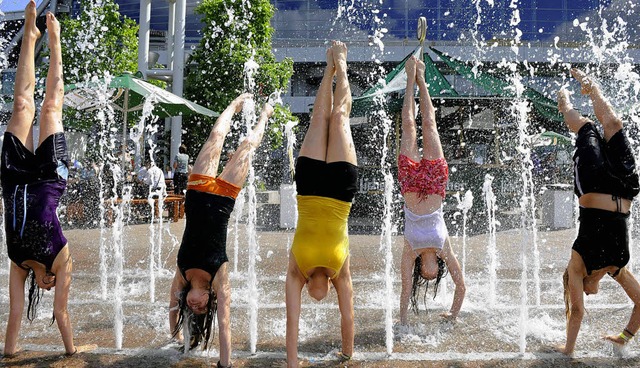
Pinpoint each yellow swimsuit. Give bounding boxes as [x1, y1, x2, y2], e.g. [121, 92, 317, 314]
[291, 195, 352, 279]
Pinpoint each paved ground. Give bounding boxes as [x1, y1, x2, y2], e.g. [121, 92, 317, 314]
[1, 206, 640, 367]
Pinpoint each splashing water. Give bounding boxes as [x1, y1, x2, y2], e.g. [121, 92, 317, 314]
[232, 188, 246, 275]
[242, 56, 260, 354]
[454, 190, 474, 278]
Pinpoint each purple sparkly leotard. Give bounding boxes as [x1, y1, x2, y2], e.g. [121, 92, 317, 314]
[1, 132, 68, 271]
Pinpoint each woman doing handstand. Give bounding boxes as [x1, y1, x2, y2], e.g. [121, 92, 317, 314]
[2, 3, 78, 357]
[285, 41, 358, 368]
[168, 94, 273, 368]
[557, 68, 640, 356]
[398, 55, 465, 325]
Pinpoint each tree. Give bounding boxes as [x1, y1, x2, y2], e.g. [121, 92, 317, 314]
[52, 0, 142, 132]
[183, 0, 297, 159]
[60, 0, 138, 85]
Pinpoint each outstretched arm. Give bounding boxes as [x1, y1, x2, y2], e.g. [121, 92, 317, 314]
[285, 256, 306, 368]
[399, 241, 415, 325]
[52, 249, 75, 355]
[559, 254, 586, 356]
[331, 256, 354, 358]
[440, 238, 465, 319]
[169, 268, 186, 340]
[604, 268, 640, 345]
[3, 263, 29, 356]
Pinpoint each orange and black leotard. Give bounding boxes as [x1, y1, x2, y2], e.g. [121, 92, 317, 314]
[177, 174, 241, 279]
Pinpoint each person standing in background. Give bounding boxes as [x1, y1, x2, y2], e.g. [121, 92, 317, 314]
[173, 144, 189, 195]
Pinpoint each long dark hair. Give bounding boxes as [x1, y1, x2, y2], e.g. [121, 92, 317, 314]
[410, 254, 448, 314]
[172, 282, 217, 351]
[26, 270, 55, 325]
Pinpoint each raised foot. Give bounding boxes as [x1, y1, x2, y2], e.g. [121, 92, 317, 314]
[325, 46, 335, 74]
[331, 40, 348, 74]
[261, 102, 274, 118]
[570, 68, 594, 95]
[231, 93, 253, 113]
[557, 88, 573, 114]
[24, 0, 41, 40]
[405, 56, 417, 83]
[46, 12, 60, 46]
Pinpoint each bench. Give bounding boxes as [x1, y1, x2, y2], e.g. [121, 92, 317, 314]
[104, 195, 185, 225]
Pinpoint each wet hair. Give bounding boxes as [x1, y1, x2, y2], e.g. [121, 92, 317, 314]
[172, 282, 217, 351]
[26, 270, 55, 325]
[410, 255, 448, 314]
[179, 144, 187, 154]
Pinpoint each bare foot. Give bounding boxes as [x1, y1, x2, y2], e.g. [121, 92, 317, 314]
[325, 46, 335, 75]
[557, 88, 574, 114]
[232, 93, 253, 113]
[603, 333, 627, 346]
[331, 40, 348, 75]
[405, 56, 417, 83]
[570, 68, 594, 95]
[261, 102, 274, 118]
[46, 12, 60, 47]
[24, 0, 41, 40]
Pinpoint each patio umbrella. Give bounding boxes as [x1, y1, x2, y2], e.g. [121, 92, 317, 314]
[532, 131, 572, 147]
[64, 71, 218, 166]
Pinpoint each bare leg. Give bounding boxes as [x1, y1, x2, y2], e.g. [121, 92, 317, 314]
[298, 46, 334, 161]
[212, 263, 231, 367]
[557, 88, 590, 133]
[399, 56, 419, 161]
[285, 256, 306, 368]
[571, 69, 622, 141]
[6, 0, 41, 152]
[191, 93, 251, 177]
[416, 57, 444, 160]
[399, 241, 415, 325]
[326, 41, 357, 165]
[331, 256, 354, 358]
[217, 103, 273, 187]
[38, 12, 64, 145]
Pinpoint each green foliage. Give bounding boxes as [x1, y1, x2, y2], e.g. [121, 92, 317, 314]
[55, 0, 139, 131]
[184, 0, 297, 151]
[60, 0, 138, 84]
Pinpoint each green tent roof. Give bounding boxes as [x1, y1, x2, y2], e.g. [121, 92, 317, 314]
[429, 47, 562, 122]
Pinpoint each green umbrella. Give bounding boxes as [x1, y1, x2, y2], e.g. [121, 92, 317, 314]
[533, 131, 572, 147]
[64, 71, 218, 167]
[64, 71, 217, 119]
